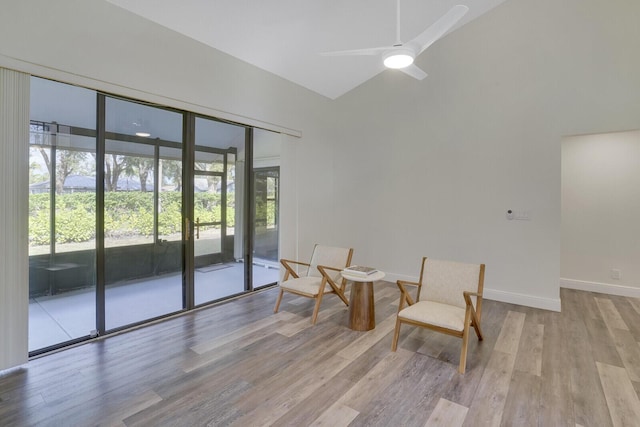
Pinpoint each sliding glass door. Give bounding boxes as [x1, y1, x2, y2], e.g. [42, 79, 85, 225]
[103, 97, 184, 330]
[28, 78, 98, 351]
[192, 117, 247, 305]
[28, 76, 275, 355]
[252, 128, 281, 288]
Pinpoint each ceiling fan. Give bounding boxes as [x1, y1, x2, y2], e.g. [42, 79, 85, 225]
[321, 1, 469, 80]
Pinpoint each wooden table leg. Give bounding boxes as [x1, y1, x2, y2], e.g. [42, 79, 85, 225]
[349, 281, 375, 331]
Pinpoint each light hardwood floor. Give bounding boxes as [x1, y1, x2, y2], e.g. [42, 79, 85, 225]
[2, 284, 640, 426]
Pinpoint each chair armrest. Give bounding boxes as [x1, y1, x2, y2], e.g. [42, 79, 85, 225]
[397, 280, 420, 287]
[316, 265, 343, 288]
[316, 264, 342, 273]
[396, 280, 418, 309]
[280, 258, 310, 268]
[280, 258, 311, 280]
[463, 291, 484, 339]
[463, 291, 482, 306]
[316, 265, 350, 306]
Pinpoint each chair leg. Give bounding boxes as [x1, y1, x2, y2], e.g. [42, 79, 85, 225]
[391, 318, 402, 351]
[458, 308, 471, 374]
[472, 319, 484, 340]
[274, 289, 284, 313]
[459, 324, 470, 374]
[311, 293, 324, 324]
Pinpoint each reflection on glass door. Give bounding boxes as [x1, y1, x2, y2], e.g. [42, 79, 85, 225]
[252, 129, 281, 288]
[193, 117, 246, 305]
[253, 168, 279, 261]
[104, 97, 184, 330]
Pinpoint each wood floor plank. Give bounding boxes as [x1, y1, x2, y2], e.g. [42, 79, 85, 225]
[463, 350, 515, 427]
[581, 291, 607, 320]
[190, 310, 297, 354]
[597, 362, 640, 427]
[275, 305, 345, 337]
[595, 296, 640, 383]
[309, 402, 360, 427]
[633, 377, 640, 401]
[493, 310, 526, 355]
[338, 347, 414, 412]
[229, 354, 352, 426]
[562, 290, 614, 427]
[81, 389, 163, 427]
[271, 376, 356, 427]
[352, 354, 455, 426]
[4, 287, 639, 427]
[500, 370, 541, 426]
[514, 323, 543, 376]
[607, 327, 640, 382]
[609, 295, 640, 342]
[539, 310, 576, 426]
[463, 310, 525, 426]
[583, 315, 625, 366]
[627, 297, 640, 316]
[416, 328, 457, 360]
[336, 314, 397, 361]
[424, 398, 468, 427]
[596, 297, 630, 331]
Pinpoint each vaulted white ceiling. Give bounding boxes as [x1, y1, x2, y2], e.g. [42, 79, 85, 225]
[105, 0, 509, 99]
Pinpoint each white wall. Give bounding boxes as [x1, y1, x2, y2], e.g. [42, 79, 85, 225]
[561, 130, 640, 297]
[318, 0, 640, 310]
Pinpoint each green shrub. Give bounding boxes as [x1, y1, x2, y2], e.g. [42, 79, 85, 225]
[29, 191, 240, 245]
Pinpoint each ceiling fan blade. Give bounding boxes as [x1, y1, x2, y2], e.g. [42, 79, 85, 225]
[399, 64, 428, 80]
[320, 46, 390, 56]
[407, 5, 469, 55]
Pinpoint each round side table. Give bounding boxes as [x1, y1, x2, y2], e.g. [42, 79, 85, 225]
[341, 270, 385, 331]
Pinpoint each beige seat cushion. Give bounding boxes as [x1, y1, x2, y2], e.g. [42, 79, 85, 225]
[398, 300, 466, 332]
[280, 276, 334, 296]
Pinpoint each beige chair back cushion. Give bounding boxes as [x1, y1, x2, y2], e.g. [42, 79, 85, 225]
[420, 259, 481, 309]
[307, 245, 351, 281]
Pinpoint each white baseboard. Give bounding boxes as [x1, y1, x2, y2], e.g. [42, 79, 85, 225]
[383, 273, 562, 312]
[483, 289, 561, 312]
[560, 278, 640, 298]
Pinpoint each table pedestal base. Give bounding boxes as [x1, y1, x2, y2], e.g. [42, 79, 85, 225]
[349, 281, 375, 331]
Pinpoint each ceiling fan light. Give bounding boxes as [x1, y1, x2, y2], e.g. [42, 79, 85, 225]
[383, 52, 414, 69]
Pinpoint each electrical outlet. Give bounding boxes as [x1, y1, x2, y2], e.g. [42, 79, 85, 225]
[611, 269, 621, 280]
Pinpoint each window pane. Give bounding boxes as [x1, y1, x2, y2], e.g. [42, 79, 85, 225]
[31, 77, 96, 129]
[252, 128, 281, 288]
[194, 117, 246, 305]
[195, 151, 224, 172]
[159, 147, 182, 242]
[104, 98, 183, 330]
[104, 141, 155, 248]
[105, 97, 182, 143]
[28, 78, 97, 352]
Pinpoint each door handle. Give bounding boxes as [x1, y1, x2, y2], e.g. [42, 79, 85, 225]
[185, 218, 190, 241]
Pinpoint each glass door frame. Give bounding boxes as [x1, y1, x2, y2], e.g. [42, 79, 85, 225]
[28, 82, 263, 355]
[183, 114, 254, 309]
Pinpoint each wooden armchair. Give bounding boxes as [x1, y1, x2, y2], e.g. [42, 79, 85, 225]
[273, 245, 354, 324]
[391, 257, 485, 373]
